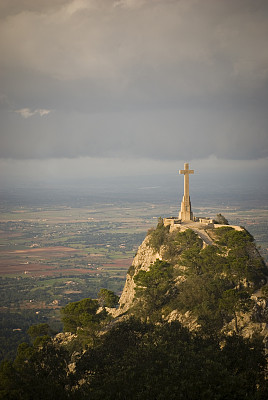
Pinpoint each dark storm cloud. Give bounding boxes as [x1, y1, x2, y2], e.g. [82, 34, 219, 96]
[0, 0, 69, 19]
[0, 0, 267, 161]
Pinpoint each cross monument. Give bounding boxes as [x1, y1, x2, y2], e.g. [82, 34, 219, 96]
[179, 162, 194, 221]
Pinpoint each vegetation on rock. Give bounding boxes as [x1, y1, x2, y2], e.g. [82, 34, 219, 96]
[133, 259, 174, 321]
[130, 224, 268, 334]
[0, 222, 267, 399]
[147, 217, 169, 251]
[97, 288, 119, 308]
[1, 317, 267, 400]
[214, 213, 229, 224]
[61, 298, 107, 334]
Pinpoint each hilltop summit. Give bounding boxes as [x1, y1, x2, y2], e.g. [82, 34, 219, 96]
[164, 162, 236, 229]
[115, 220, 267, 338]
[2, 164, 268, 399]
[114, 163, 268, 338]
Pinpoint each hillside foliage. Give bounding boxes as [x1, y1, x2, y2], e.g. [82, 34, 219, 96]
[0, 317, 267, 400]
[0, 224, 268, 399]
[134, 225, 267, 333]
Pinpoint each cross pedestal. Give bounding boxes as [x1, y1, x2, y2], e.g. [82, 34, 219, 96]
[179, 163, 194, 221]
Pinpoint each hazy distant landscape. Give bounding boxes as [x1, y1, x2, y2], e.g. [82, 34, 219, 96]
[1, 178, 267, 361]
[0, 1, 267, 397]
[0, 175, 265, 389]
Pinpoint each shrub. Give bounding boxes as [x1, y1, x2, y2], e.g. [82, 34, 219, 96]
[98, 289, 119, 308]
[60, 298, 106, 333]
[148, 217, 169, 251]
[127, 265, 135, 277]
[214, 213, 229, 224]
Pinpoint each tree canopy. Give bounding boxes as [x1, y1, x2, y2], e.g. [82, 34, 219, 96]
[98, 289, 119, 308]
[1, 224, 268, 399]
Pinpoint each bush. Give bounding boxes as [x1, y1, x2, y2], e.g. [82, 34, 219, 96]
[214, 214, 229, 224]
[27, 323, 55, 341]
[133, 260, 174, 320]
[60, 298, 106, 333]
[127, 265, 135, 277]
[148, 218, 169, 251]
[164, 229, 203, 261]
[98, 289, 119, 308]
[215, 226, 254, 247]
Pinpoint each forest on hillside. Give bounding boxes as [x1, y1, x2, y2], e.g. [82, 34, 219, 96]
[1, 224, 268, 399]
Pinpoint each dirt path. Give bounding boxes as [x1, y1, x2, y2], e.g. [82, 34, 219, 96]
[191, 228, 214, 247]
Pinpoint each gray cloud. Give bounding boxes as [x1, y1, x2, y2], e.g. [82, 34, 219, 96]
[1, 107, 267, 160]
[0, 0, 70, 19]
[0, 0, 267, 162]
[15, 108, 52, 118]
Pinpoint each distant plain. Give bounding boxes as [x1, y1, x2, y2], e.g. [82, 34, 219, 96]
[0, 178, 267, 360]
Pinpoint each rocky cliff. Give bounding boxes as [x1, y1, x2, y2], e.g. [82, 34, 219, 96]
[4, 218, 268, 400]
[115, 219, 268, 339]
[118, 235, 162, 313]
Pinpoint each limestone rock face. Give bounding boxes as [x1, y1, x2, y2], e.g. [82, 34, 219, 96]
[223, 297, 268, 340]
[118, 235, 162, 314]
[166, 309, 200, 331]
[114, 223, 268, 340]
[53, 332, 77, 346]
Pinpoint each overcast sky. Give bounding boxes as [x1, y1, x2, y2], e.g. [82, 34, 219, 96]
[0, 0, 267, 187]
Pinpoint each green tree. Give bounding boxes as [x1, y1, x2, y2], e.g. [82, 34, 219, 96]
[175, 274, 231, 333]
[148, 217, 169, 251]
[14, 340, 70, 399]
[219, 289, 252, 332]
[74, 319, 267, 400]
[0, 360, 23, 399]
[27, 323, 55, 341]
[133, 259, 174, 320]
[164, 229, 202, 262]
[60, 298, 105, 333]
[98, 289, 119, 308]
[215, 213, 229, 224]
[60, 298, 108, 347]
[216, 226, 254, 248]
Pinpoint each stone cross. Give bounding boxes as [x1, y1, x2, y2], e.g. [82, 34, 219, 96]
[179, 162, 194, 221]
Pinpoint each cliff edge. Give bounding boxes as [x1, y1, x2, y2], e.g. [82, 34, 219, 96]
[115, 218, 268, 338]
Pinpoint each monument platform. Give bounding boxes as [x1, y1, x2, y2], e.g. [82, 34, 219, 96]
[163, 217, 215, 232]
